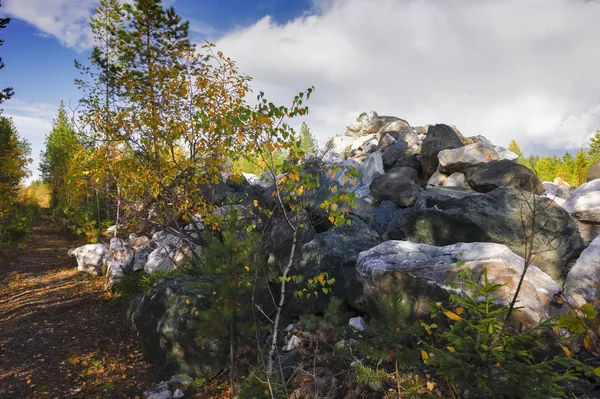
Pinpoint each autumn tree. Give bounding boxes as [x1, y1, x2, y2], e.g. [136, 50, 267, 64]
[0, 1, 13, 104]
[0, 116, 31, 237]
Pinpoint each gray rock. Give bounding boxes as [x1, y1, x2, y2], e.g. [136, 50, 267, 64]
[331, 159, 362, 189]
[572, 219, 600, 247]
[469, 135, 494, 146]
[326, 135, 355, 158]
[68, 243, 109, 275]
[370, 169, 423, 207]
[362, 152, 385, 186]
[373, 200, 404, 234]
[133, 245, 153, 272]
[443, 172, 470, 189]
[376, 120, 411, 141]
[420, 124, 464, 176]
[465, 160, 544, 195]
[351, 241, 564, 328]
[172, 389, 185, 399]
[145, 232, 201, 274]
[405, 187, 583, 281]
[284, 335, 302, 351]
[132, 277, 227, 379]
[563, 179, 600, 223]
[587, 159, 600, 182]
[262, 211, 316, 269]
[393, 154, 422, 174]
[564, 235, 600, 308]
[438, 143, 499, 174]
[414, 187, 478, 209]
[143, 381, 172, 399]
[542, 182, 570, 200]
[200, 182, 234, 205]
[381, 141, 407, 166]
[293, 217, 381, 314]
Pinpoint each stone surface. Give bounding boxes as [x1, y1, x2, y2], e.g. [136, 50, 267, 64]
[563, 179, 600, 223]
[284, 335, 302, 351]
[404, 187, 583, 281]
[438, 143, 499, 174]
[393, 154, 422, 173]
[351, 241, 564, 328]
[326, 135, 355, 158]
[426, 169, 447, 187]
[68, 244, 109, 275]
[465, 160, 544, 195]
[145, 232, 201, 274]
[370, 169, 423, 207]
[587, 159, 600, 182]
[362, 151, 385, 186]
[143, 381, 172, 399]
[348, 316, 368, 332]
[542, 182, 570, 200]
[262, 211, 316, 268]
[382, 141, 407, 166]
[420, 124, 464, 176]
[292, 216, 381, 314]
[494, 146, 519, 161]
[564, 236, 600, 308]
[373, 200, 405, 234]
[345, 111, 402, 138]
[172, 389, 185, 399]
[131, 277, 227, 378]
[443, 172, 470, 189]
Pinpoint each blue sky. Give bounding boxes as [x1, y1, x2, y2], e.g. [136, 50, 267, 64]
[2, 0, 600, 181]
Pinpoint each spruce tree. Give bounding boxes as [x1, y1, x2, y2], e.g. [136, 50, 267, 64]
[298, 122, 318, 155]
[589, 130, 600, 161]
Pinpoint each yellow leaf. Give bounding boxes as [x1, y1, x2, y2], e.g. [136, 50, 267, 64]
[455, 307, 464, 315]
[185, 298, 190, 305]
[244, 265, 250, 272]
[331, 185, 338, 192]
[295, 186, 304, 195]
[421, 349, 429, 364]
[330, 203, 338, 211]
[253, 199, 258, 207]
[561, 345, 572, 358]
[444, 311, 463, 323]
[328, 215, 335, 224]
[447, 346, 456, 353]
[426, 381, 436, 391]
[584, 335, 592, 351]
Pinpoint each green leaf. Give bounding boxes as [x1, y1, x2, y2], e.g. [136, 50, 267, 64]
[558, 314, 587, 334]
[594, 368, 600, 377]
[581, 303, 598, 320]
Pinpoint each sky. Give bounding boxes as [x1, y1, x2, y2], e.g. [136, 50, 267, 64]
[2, 0, 600, 182]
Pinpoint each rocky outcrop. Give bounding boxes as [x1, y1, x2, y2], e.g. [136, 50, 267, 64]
[391, 187, 583, 280]
[145, 231, 201, 274]
[350, 241, 564, 328]
[543, 181, 570, 200]
[564, 235, 600, 308]
[465, 160, 544, 195]
[420, 124, 464, 176]
[345, 111, 404, 138]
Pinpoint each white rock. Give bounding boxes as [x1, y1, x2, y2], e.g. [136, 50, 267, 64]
[348, 316, 368, 332]
[172, 389, 185, 399]
[443, 172, 470, 189]
[68, 244, 109, 275]
[354, 185, 372, 199]
[283, 335, 302, 351]
[494, 146, 519, 161]
[427, 169, 448, 187]
[241, 172, 262, 186]
[542, 182, 570, 200]
[143, 381, 172, 399]
[563, 179, 600, 223]
[354, 241, 564, 328]
[438, 143, 499, 173]
[327, 135, 355, 157]
[361, 152, 385, 186]
[564, 235, 600, 308]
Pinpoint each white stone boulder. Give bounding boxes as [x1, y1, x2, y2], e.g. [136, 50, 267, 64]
[563, 179, 600, 223]
[438, 143, 499, 174]
[144, 231, 201, 273]
[494, 146, 519, 162]
[443, 172, 470, 190]
[68, 244, 109, 275]
[351, 241, 564, 328]
[564, 235, 600, 308]
[542, 182, 570, 200]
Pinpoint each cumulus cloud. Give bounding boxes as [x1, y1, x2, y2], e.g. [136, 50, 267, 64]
[215, 0, 600, 154]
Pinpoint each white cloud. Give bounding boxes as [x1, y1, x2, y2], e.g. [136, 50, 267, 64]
[3, 0, 97, 50]
[215, 0, 600, 154]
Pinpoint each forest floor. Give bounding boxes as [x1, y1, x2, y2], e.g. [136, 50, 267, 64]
[0, 218, 156, 399]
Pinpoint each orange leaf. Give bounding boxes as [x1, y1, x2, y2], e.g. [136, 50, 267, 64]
[444, 311, 463, 323]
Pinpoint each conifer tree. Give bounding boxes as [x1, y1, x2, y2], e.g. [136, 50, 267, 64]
[589, 130, 600, 161]
[298, 122, 318, 155]
[40, 101, 81, 210]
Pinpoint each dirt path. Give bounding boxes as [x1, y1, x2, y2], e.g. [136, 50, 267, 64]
[0, 224, 156, 399]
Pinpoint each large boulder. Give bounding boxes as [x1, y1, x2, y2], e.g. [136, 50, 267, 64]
[564, 235, 600, 308]
[381, 141, 407, 167]
[420, 124, 464, 176]
[370, 168, 423, 207]
[290, 217, 382, 315]
[130, 277, 227, 378]
[345, 111, 403, 138]
[105, 237, 135, 289]
[261, 211, 316, 268]
[68, 243, 109, 275]
[145, 231, 201, 273]
[396, 187, 583, 281]
[393, 154, 422, 174]
[562, 179, 600, 223]
[494, 146, 519, 162]
[587, 159, 600, 182]
[438, 143, 499, 174]
[349, 241, 564, 329]
[465, 160, 544, 195]
[542, 182, 570, 200]
[372, 200, 405, 235]
[361, 151, 385, 186]
[443, 172, 470, 190]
